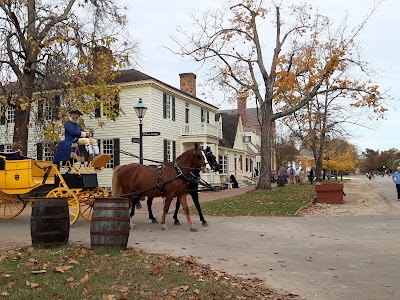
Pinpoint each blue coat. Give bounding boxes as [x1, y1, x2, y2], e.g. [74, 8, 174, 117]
[53, 120, 83, 163]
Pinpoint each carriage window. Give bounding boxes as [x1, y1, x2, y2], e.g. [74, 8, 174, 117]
[163, 93, 175, 121]
[7, 106, 15, 124]
[219, 155, 228, 174]
[102, 139, 114, 169]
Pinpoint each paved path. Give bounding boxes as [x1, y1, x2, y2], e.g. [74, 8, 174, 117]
[1, 177, 400, 300]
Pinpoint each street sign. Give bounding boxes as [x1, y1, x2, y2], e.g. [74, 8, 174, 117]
[142, 131, 160, 136]
[131, 137, 140, 144]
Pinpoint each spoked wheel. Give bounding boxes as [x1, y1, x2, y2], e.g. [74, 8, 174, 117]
[46, 187, 80, 225]
[0, 194, 26, 219]
[79, 186, 109, 221]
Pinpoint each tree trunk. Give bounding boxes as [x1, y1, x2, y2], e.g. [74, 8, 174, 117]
[13, 73, 34, 155]
[257, 102, 273, 190]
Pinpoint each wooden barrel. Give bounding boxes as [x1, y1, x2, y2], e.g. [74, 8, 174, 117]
[90, 197, 130, 250]
[31, 198, 70, 247]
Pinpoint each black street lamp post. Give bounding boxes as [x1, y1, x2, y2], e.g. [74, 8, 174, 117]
[134, 98, 147, 165]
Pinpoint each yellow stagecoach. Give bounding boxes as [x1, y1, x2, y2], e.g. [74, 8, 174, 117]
[0, 150, 110, 225]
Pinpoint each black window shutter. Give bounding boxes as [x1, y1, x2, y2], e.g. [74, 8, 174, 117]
[163, 93, 167, 119]
[0, 144, 4, 152]
[163, 139, 168, 162]
[95, 106, 101, 118]
[38, 100, 44, 121]
[113, 138, 120, 167]
[36, 143, 43, 160]
[172, 141, 176, 160]
[201, 108, 204, 122]
[172, 96, 175, 121]
[207, 111, 210, 123]
[97, 139, 101, 154]
[53, 95, 60, 120]
[0, 109, 5, 125]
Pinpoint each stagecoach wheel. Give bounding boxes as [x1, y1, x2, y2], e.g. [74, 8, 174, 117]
[0, 194, 26, 219]
[46, 187, 80, 225]
[79, 186, 109, 221]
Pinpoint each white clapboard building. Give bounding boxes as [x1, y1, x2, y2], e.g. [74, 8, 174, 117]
[1, 69, 261, 189]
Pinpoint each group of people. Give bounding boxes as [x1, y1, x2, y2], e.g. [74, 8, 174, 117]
[276, 166, 315, 185]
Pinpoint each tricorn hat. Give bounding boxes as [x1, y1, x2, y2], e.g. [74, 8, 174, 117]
[69, 109, 83, 116]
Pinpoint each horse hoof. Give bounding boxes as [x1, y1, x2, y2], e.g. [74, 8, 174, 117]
[190, 227, 198, 232]
[202, 222, 208, 227]
[174, 221, 181, 225]
[152, 219, 158, 223]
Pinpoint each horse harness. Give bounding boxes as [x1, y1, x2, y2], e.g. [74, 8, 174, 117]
[116, 148, 205, 198]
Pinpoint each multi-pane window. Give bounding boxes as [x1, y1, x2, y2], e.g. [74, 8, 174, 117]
[38, 95, 60, 121]
[219, 155, 228, 174]
[185, 103, 189, 123]
[44, 102, 53, 120]
[102, 139, 114, 169]
[163, 139, 176, 162]
[163, 93, 175, 121]
[7, 106, 15, 124]
[0, 144, 12, 152]
[43, 144, 54, 162]
[201, 108, 210, 123]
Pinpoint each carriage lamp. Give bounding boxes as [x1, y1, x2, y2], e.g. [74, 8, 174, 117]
[134, 98, 147, 164]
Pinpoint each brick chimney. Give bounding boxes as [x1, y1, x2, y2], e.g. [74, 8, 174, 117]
[237, 92, 247, 126]
[179, 73, 196, 97]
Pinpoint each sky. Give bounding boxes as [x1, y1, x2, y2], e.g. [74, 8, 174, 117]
[125, 0, 399, 153]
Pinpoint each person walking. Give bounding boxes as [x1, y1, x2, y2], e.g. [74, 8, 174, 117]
[391, 166, 400, 200]
[309, 168, 314, 184]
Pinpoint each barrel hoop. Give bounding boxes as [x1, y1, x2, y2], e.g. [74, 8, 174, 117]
[93, 207, 130, 211]
[31, 231, 68, 236]
[32, 241, 68, 246]
[32, 203, 68, 207]
[91, 217, 130, 221]
[31, 214, 69, 220]
[95, 200, 130, 204]
[90, 231, 129, 236]
[91, 243, 126, 247]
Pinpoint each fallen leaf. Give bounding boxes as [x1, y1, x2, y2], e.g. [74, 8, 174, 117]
[1, 291, 9, 297]
[102, 295, 116, 300]
[80, 273, 89, 283]
[6, 279, 17, 288]
[26, 281, 40, 288]
[193, 289, 200, 294]
[31, 270, 47, 275]
[54, 266, 74, 273]
[1, 274, 10, 278]
[154, 266, 163, 276]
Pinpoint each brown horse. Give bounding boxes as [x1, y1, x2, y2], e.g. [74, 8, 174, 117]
[112, 142, 207, 231]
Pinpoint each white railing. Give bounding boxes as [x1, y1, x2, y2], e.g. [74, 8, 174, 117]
[181, 123, 220, 138]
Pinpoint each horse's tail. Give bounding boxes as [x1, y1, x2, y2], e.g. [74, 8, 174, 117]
[112, 165, 123, 196]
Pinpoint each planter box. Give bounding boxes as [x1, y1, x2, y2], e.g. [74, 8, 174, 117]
[315, 182, 344, 204]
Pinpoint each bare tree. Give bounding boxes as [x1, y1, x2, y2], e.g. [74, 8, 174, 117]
[171, 0, 383, 190]
[0, 0, 138, 154]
